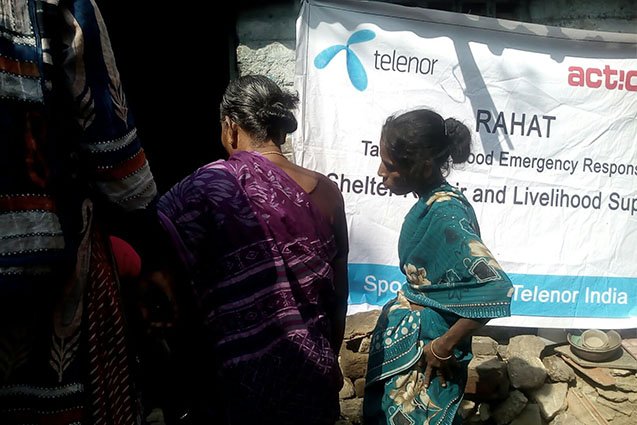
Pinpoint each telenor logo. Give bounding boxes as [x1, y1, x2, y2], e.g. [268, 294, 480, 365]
[314, 29, 376, 91]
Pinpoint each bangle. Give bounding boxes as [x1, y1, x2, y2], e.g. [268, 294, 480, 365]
[430, 337, 453, 361]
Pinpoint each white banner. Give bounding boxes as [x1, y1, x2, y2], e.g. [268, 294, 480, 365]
[294, 0, 637, 328]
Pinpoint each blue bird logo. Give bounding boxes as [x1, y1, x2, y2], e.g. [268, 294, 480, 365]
[314, 29, 376, 91]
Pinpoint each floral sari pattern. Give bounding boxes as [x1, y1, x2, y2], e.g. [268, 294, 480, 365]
[364, 183, 513, 425]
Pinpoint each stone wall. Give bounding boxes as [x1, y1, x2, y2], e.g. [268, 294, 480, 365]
[235, 3, 299, 91]
[337, 311, 637, 424]
[527, 0, 637, 33]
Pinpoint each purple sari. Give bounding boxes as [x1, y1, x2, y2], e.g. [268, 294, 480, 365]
[157, 151, 341, 424]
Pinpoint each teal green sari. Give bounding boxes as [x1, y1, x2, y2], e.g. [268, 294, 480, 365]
[364, 182, 513, 425]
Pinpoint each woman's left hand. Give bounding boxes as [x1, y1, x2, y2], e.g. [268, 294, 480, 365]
[420, 339, 456, 389]
[138, 269, 179, 332]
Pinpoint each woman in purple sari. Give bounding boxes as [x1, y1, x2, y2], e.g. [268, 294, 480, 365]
[156, 75, 349, 424]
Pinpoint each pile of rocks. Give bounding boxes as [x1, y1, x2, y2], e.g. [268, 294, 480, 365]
[336, 311, 637, 425]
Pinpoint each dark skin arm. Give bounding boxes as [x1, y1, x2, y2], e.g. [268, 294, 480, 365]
[420, 317, 489, 388]
[328, 183, 349, 353]
[134, 210, 186, 332]
[138, 268, 180, 330]
[329, 254, 349, 353]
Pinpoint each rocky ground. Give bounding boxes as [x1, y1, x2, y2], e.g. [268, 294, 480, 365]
[141, 310, 637, 424]
[337, 310, 637, 425]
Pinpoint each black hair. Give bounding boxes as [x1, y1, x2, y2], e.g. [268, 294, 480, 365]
[220, 75, 299, 146]
[381, 109, 471, 184]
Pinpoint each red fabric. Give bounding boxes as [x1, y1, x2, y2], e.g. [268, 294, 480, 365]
[109, 236, 142, 278]
[88, 231, 137, 424]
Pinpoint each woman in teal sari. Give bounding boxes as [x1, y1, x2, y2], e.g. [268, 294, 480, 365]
[363, 109, 514, 425]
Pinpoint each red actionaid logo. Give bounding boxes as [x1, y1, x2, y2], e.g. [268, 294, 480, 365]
[568, 65, 637, 91]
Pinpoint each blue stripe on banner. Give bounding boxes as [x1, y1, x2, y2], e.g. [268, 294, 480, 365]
[348, 263, 405, 307]
[507, 274, 637, 318]
[348, 263, 637, 318]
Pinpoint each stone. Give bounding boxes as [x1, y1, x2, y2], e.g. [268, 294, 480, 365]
[506, 336, 548, 391]
[344, 336, 367, 353]
[575, 376, 598, 399]
[354, 378, 366, 398]
[596, 387, 628, 402]
[492, 390, 528, 425]
[339, 377, 355, 400]
[458, 399, 476, 419]
[343, 310, 381, 340]
[529, 382, 568, 420]
[340, 398, 364, 425]
[340, 348, 369, 380]
[561, 355, 616, 387]
[507, 335, 547, 358]
[464, 355, 510, 401]
[551, 411, 585, 425]
[565, 390, 600, 424]
[543, 355, 575, 383]
[508, 356, 547, 390]
[472, 336, 499, 356]
[358, 336, 371, 354]
[593, 396, 619, 422]
[614, 375, 637, 393]
[145, 408, 165, 425]
[467, 414, 482, 423]
[510, 403, 542, 425]
[603, 414, 637, 425]
[236, 43, 295, 89]
[595, 395, 637, 421]
[609, 368, 633, 377]
[497, 344, 508, 360]
[478, 402, 491, 421]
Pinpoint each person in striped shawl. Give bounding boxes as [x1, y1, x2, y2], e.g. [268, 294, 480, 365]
[0, 1, 161, 423]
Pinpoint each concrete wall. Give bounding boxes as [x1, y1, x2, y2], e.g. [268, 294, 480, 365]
[528, 0, 637, 32]
[235, 2, 301, 91]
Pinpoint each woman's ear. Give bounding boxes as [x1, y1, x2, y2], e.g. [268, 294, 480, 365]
[222, 118, 239, 150]
[228, 120, 239, 149]
[221, 117, 239, 154]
